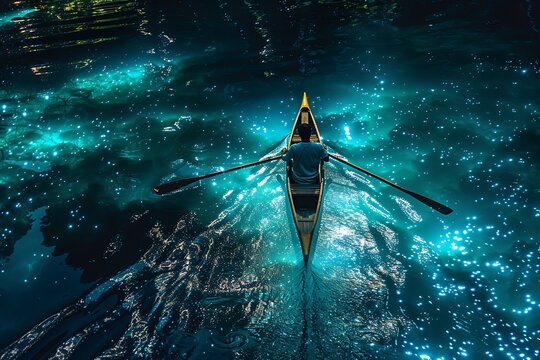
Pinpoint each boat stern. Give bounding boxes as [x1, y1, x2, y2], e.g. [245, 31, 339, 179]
[300, 233, 312, 263]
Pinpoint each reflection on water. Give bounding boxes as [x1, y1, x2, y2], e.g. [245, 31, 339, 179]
[1, 0, 540, 359]
[1, 145, 421, 358]
[13, 1, 145, 51]
[1, 0, 148, 79]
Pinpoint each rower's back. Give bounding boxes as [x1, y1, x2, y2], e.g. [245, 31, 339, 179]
[283, 123, 328, 184]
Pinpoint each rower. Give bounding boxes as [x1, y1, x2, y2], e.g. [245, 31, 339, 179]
[281, 123, 329, 184]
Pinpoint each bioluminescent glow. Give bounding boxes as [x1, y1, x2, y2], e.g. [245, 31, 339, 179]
[1, 1, 539, 359]
[0, 8, 36, 27]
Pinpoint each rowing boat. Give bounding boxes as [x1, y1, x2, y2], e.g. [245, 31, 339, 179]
[152, 94, 452, 263]
[286, 92, 324, 263]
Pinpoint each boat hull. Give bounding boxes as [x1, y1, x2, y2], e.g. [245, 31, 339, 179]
[286, 93, 324, 263]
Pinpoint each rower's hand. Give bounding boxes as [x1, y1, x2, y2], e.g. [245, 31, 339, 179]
[281, 146, 288, 155]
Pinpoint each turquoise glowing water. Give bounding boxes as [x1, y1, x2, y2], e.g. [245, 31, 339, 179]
[1, 1, 539, 359]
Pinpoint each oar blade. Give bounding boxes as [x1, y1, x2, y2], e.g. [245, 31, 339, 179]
[152, 177, 200, 195]
[404, 189, 453, 215]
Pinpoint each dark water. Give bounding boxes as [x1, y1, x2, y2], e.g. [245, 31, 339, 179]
[1, 1, 539, 359]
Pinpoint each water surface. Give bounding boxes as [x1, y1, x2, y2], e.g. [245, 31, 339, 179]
[1, 1, 539, 359]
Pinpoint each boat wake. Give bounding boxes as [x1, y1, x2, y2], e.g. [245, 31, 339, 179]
[1, 144, 432, 359]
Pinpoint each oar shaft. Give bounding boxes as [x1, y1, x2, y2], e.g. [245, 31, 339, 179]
[330, 154, 404, 191]
[153, 154, 282, 195]
[217, 155, 282, 175]
[329, 153, 453, 215]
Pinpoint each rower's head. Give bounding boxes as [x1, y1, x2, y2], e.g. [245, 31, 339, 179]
[298, 123, 311, 142]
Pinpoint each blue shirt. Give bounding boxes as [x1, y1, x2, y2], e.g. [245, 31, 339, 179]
[282, 142, 329, 184]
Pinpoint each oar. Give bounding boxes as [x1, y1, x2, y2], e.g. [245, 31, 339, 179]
[329, 153, 453, 215]
[153, 154, 282, 195]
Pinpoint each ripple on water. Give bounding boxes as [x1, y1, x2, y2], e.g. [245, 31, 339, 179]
[0, 146, 493, 359]
[189, 143, 208, 153]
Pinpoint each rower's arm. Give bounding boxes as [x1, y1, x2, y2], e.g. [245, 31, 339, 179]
[321, 145, 329, 162]
[281, 146, 292, 162]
